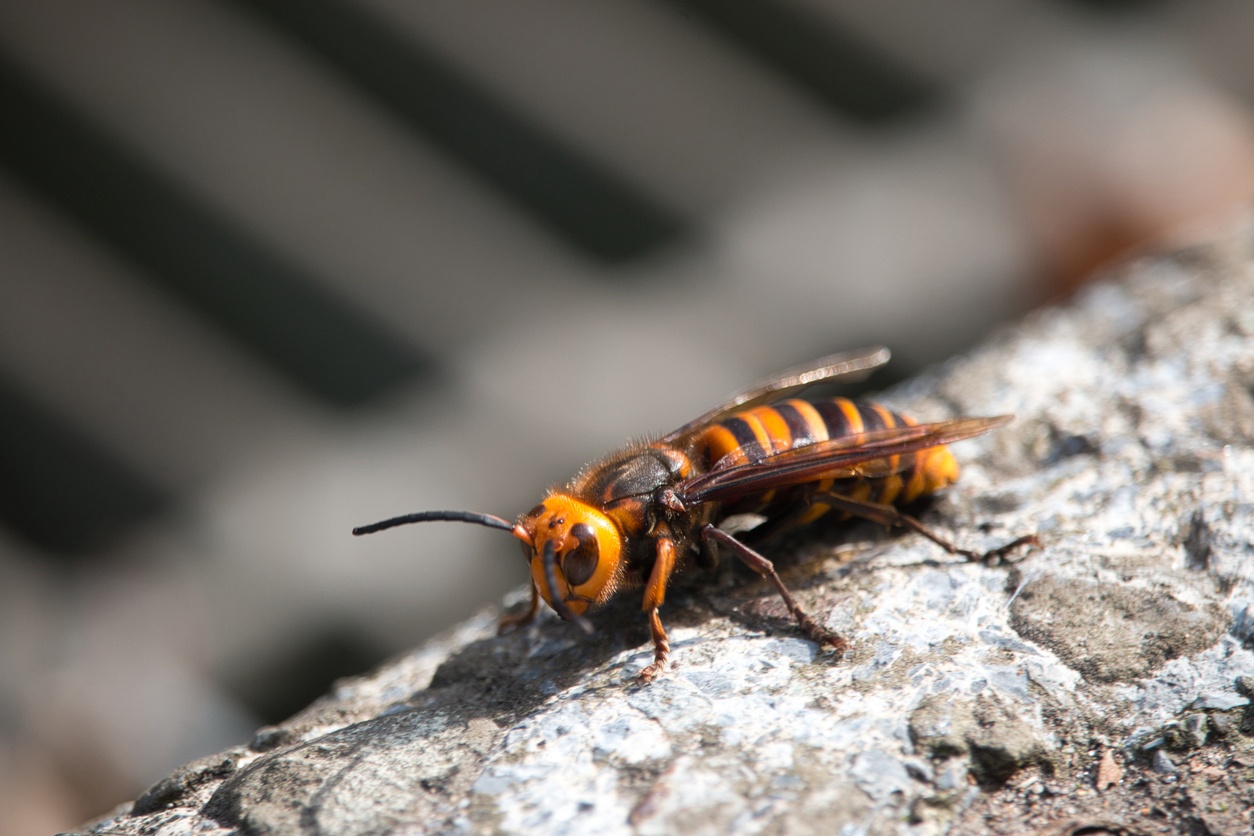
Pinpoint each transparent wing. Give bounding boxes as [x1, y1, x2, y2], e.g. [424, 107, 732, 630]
[675, 416, 1011, 506]
[661, 347, 890, 445]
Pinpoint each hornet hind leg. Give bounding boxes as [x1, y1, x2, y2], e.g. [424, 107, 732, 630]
[813, 493, 1038, 565]
[700, 525, 849, 654]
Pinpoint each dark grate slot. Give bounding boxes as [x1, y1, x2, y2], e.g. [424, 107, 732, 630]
[0, 55, 429, 409]
[233, 0, 687, 264]
[662, 0, 939, 123]
[0, 376, 170, 557]
[1055, 0, 1165, 13]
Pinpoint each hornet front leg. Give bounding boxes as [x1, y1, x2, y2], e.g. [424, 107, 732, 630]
[637, 536, 678, 682]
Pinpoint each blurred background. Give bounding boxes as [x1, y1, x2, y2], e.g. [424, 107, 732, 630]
[2, 0, 1254, 830]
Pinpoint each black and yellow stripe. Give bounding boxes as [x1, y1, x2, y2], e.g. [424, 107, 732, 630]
[694, 397, 959, 522]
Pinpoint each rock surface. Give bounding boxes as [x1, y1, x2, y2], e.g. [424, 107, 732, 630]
[78, 223, 1254, 834]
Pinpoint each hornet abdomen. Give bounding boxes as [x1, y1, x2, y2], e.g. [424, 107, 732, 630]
[694, 397, 960, 525]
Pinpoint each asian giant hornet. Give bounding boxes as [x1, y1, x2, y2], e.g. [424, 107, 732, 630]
[354, 347, 1034, 681]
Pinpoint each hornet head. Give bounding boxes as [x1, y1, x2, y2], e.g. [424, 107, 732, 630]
[352, 493, 627, 633]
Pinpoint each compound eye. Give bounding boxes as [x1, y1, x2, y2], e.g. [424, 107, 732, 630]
[562, 523, 600, 588]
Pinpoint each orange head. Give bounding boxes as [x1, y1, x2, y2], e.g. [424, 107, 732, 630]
[512, 494, 624, 631]
[351, 495, 626, 634]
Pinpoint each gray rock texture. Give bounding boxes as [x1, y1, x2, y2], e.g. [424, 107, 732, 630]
[78, 222, 1254, 834]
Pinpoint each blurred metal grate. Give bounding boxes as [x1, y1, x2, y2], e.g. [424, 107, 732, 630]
[1056, 0, 1165, 13]
[661, 0, 940, 123]
[0, 374, 169, 556]
[233, 0, 689, 264]
[0, 53, 430, 411]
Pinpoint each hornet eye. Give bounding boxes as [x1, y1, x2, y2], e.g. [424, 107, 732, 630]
[563, 523, 600, 587]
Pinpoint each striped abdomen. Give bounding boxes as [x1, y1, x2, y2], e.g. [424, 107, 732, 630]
[693, 398, 959, 522]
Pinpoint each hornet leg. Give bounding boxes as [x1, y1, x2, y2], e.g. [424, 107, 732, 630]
[497, 581, 540, 634]
[701, 525, 848, 653]
[815, 493, 1037, 565]
[638, 537, 677, 682]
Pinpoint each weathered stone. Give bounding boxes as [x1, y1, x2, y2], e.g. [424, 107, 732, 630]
[965, 694, 1048, 786]
[130, 750, 246, 816]
[1007, 576, 1229, 683]
[1152, 749, 1180, 775]
[909, 694, 976, 760]
[909, 693, 1049, 787]
[74, 219, 1254, 835]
